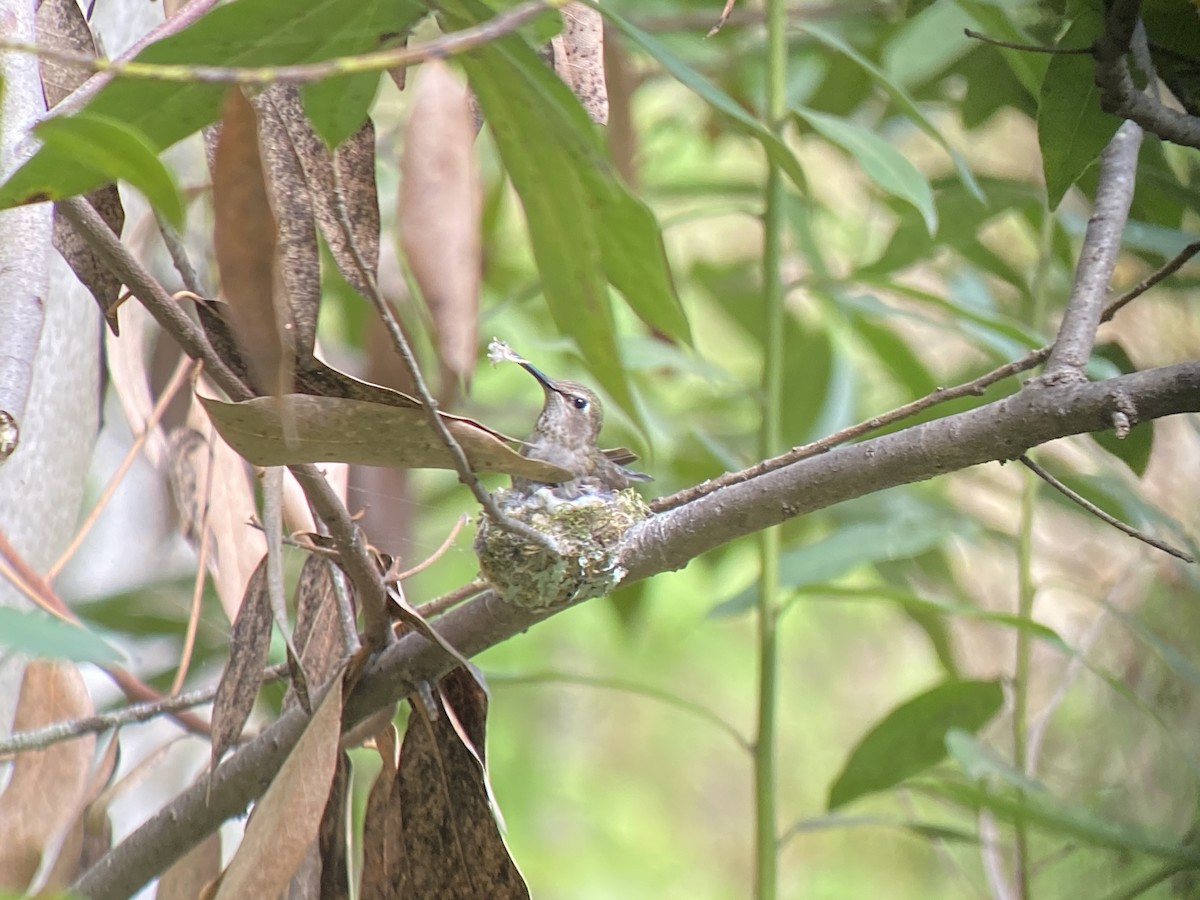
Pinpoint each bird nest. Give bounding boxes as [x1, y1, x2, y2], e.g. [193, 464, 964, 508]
[474, 488, 652, 611]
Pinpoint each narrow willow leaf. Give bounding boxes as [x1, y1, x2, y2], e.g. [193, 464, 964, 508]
[828, 679, 1003, 810]
[215, 680, 344, 899]
[211, 557, 273, 770]
[796, 107, 936, 234]
[0, 608, 123, 664]
[400, 61, 481, 392]
[301, 71, 384, 148]
[200, 394, 573, 481]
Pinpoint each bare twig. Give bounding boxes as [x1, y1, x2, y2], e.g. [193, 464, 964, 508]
[1102, 239, 1200, 323]
[0, 664, 288, 756]
[154, 212, 207, 298]
[653, 346, 1053, 513]
[1041, 121, 1143, 382]
[0, 1, 551, 86]
[1018, 454, 1193, 562]
[384, 514, 469, 584]
[963, 28, 1092, 55]
[413, 578, 489, 620]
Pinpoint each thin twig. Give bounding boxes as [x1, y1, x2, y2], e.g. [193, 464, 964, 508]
[1042, 121, 1143, 382]
[0, 664, 288, 757]
[47, 356, 198, 581]
[1018, 454, 1193, 562]
[326, 169, 560, 555]
[963, 28, 1092, 55]
[1101, 239, 1200, 323]
[384, 514, 469, 584]
[154, 211, 206, 297]
[0, 1, 551, 85]
[653, 346, 1053, 512]
[413, 578, 489, 620]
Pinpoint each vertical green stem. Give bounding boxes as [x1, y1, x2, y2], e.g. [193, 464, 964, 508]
[1012, 469, 1037, 899]
[755, 0, 789, 896]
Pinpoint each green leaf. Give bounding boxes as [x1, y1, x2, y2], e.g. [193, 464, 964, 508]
[592, 2, 808, 193]
[945, 729, 1047, 794]
[922, 777, 1200, 864]
[1037, 8, 1124, 208]
[300, 70, 383, 147]
[0, 608, 124, 664]
[801, 23, 984, 201]
[796, 107, 936, 234]
[442, 0, 686, 427]
[827, 679, 1003, 810]
[0, 0, 419, 208]
[30, 113, 185, 227]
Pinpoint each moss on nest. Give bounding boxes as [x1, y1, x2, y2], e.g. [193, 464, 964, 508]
[474, 488, 652, 610]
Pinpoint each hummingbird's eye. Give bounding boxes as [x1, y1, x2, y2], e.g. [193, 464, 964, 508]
[572, 395, 588, 410]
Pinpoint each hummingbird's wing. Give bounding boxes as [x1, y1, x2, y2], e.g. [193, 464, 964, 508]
[621, 466, 654, 483]
[602, 446, 638, 465]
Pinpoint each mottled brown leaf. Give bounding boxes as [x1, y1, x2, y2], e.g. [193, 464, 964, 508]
[360, 724, 398, 898]
[251, 85, 322, 362]
[210, 555, 272, 770]
[399, 61, 481, 395]
[0, 662, 95, 893]
[550, 3, 608, 124]
[158, 831, 222, 900]
[200, 393, 573, 482]
[37, 0, 125, 331]
[284, 555, 344, 714]
[359, 668, 526, 899]
[213, 88, 292, 397]
[214, 679, 344, 900]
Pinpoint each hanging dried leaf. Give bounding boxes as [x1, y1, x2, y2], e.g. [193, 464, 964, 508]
[399, 61, 481, 394]
[106, 303, 169, 469]
[0, 662, 95, 893]
[287, 555, 344, 710]
[251, 85, 322, 362]
[212, 88, 292, 397]
[360, 668, 526, 899]
[36, 731, 119, 891]
[168, 401, 267, 621]
[214, 679, 344, 900]
[285, 751, 351, 900]
[37, 0, 126, 331]
[550, 3, 608, 124]
[158, 831, 222, 900]
[200, 393, 572, 482]
[210, 555, 272, 770]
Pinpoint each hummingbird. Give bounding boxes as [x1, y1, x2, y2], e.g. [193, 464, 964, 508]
[510, 362, 652, 501]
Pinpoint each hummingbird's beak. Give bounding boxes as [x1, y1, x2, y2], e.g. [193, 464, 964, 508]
[519, 362, 559, 394]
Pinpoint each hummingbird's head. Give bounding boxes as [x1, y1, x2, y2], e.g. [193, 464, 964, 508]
[520, 363, 604, 448]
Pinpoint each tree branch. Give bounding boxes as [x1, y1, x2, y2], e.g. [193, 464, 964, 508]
[72, 358, 1200, 900]
[1041, 120, 1142, 382]
[1093, 0, 1200, 151]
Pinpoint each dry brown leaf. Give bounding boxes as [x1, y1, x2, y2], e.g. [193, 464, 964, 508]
[158, 831, 222, 900]
[0, 662, 95, 893]
[37, 0, 126, 331]
[285, 751, 350, 900]
[200, 393, 573, 482]
[288, 555, 344, 705]
[250, 86, 322, 363]
[36, 731, 119, 892]
[399, 60, 481, 394]
[213, 88, 292, 397]
[106, 303, 169, 469]
[210, 555, 272, 770]
[175, 394, 267, 620]
[551, 3, 608, 125]
[359, 669, 527, 899]
[214, 679, 344, 900]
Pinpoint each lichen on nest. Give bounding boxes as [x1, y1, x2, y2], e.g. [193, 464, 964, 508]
[474, 488, 652, 610]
